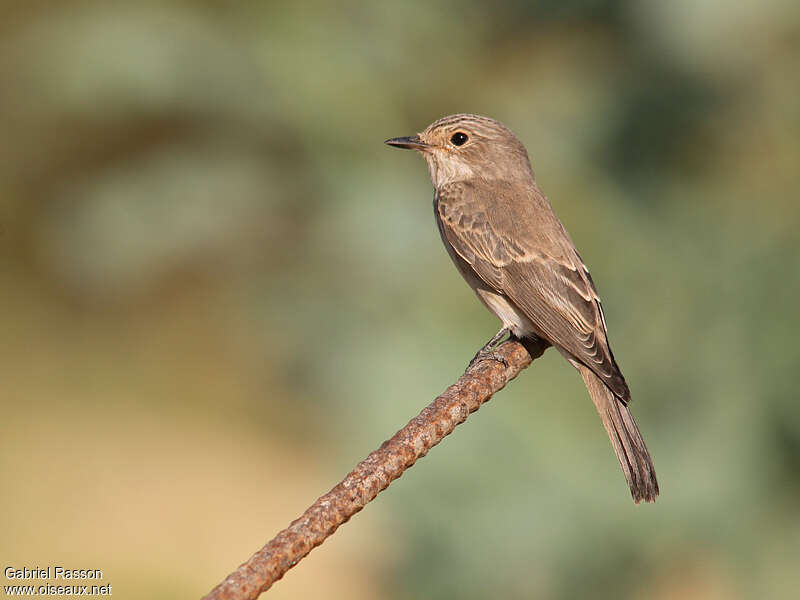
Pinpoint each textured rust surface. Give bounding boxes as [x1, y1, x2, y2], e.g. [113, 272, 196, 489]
[202, 339, 546, 600]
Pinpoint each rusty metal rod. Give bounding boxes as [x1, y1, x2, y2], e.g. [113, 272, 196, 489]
[203, 339, 547, 600]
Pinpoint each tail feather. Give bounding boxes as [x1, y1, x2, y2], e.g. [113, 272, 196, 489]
[577, 365, 659, 503]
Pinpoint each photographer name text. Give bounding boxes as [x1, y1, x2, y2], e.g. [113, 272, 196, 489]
[4, 567, 103, 580]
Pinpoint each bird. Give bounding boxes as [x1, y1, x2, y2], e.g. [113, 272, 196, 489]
[385, 114, 658, 503]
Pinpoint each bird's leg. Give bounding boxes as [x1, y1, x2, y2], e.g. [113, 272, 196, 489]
[484, 326, 510, 349]
[468, 327, 511, 368]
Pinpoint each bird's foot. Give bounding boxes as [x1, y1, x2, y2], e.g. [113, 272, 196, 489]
[468, 327, 511, 369]
[469, 349, 509, 369]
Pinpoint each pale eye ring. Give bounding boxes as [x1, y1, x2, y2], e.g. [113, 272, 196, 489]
[450, 132, 468, 146]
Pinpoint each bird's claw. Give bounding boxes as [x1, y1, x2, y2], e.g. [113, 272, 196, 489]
[468, 348, 509, 369]
[468, 327, 511, 369]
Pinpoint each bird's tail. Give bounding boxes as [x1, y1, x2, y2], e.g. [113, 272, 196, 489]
[576, 365, 659, 503]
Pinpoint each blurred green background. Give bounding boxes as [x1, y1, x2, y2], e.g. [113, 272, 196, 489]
[2, 1, 799, 598]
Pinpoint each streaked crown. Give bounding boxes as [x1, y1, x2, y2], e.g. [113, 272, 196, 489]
[416, 114, 534, 187]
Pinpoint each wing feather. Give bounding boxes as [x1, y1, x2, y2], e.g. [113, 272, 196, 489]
[436, 180, 630, 400]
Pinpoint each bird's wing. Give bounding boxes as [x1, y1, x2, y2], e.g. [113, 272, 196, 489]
[436, 179, 630, 401]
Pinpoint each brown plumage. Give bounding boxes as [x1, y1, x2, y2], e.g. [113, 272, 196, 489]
[386, 114, 658, 503]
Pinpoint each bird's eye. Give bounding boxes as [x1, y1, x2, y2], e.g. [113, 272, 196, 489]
[450, 132, 468, 146]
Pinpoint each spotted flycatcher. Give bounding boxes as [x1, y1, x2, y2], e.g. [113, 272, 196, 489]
[386, 114, 658, 503]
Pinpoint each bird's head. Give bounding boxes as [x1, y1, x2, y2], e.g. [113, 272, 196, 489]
[385, 114, 534, 188]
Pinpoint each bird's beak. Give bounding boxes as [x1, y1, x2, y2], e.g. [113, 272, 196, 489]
[384, 135, 430, 151]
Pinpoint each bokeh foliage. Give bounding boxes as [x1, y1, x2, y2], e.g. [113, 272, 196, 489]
[1, 1, 799, 598]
